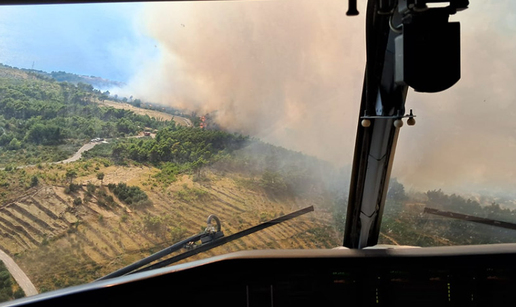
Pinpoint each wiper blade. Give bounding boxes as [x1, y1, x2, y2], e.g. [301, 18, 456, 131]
[424, 207, 516, 231]
[98, 233, 205, 281]
[98, 206, 314, 280]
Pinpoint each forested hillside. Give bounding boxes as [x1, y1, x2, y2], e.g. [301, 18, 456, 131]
[380, 185, 516, 247]
[0, 65, 169, 167]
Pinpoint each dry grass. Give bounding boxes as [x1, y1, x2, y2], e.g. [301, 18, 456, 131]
[0, 166, 339, 292]
[96, 100, 191, 127]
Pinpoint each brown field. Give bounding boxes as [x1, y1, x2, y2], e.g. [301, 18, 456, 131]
[96, 100, 192, 127]
[0, 165, 339, 292]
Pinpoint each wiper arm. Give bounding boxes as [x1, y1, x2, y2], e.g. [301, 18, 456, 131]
[98, 233, 204, 281]
[424, 207, 516, 231]
[98, 206, 314, 281]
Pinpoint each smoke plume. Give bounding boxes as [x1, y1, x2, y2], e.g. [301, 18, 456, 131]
[125, 0, 365, 165]
[125, 1, 516, 195]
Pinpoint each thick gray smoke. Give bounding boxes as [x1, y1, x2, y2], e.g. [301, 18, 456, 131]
[125, 0, 365, 165]
[125, 1, 516, 196]
[394, 1, 516, 195]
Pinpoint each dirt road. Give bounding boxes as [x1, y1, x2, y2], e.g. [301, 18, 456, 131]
[0, 141, 106, 171]
[0, 134, 154, 171]
[0, 249, 37, 296]
[59, 141, 107, 164]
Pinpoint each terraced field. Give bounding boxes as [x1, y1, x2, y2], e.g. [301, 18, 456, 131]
[0, 186, 74, 253]
[0, 168, 340, 292]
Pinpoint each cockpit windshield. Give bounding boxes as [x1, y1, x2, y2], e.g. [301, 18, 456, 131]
[0, 0, 514, 302]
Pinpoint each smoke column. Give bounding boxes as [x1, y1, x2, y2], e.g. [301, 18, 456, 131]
[125, 0, 516, 195]
[125, 0, 365, 165]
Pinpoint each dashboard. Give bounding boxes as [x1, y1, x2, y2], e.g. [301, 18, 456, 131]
[3, 244, 516, 306]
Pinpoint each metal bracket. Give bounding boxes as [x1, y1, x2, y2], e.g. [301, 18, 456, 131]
[201, 215, 224, 244]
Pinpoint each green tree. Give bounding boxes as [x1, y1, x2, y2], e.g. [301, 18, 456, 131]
[96, 172, 105, 185]
[13, 288, 24, 299]
[65, 169, 77, 184]
[192, 157, 208, 178]
[0, 134, 13, 146]
[387, 178, 407, 202]
[260, 170, 287, 194]
[99, 93, 108, 102]
[7, 138, 21, 150]
[30, 176, 39, 187]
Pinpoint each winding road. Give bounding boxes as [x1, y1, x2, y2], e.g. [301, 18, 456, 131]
[0, 141, 104, 171]
[59, 141, 107, 164]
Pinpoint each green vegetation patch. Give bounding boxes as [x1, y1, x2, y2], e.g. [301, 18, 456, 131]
[175, 186, 209, 203]
[107, 183, 152, 208]
[0, 261, 25, 303]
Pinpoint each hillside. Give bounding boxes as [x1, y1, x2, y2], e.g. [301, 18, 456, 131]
[1, 161, 340, 292]
[0, 64, 171, 169]
[3, 63, 516, 296]
[8, 66, 125, 91]
[0, 64, 345, 293]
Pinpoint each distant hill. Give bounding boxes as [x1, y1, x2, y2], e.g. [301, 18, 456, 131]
[0, 63, 125, 90]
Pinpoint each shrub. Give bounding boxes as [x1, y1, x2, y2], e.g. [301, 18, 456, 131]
[142, 214, 163, 234]
[13, 288, 25, 299]
[170, 225, 187, 242]
[120, 214, 128, 223]
[175, 187, 209, 202]
[65, 183, 80, 194]
[109, 183, 151, 208]
[86, 182, 96, 194]
[259, 170, 287, 194]
[30, 176, 39, 187]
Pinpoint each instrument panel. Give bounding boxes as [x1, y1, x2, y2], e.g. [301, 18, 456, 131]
[3, 244, 516, 307]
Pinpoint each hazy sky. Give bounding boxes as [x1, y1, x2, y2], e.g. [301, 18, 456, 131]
[0, 3, 157, 81]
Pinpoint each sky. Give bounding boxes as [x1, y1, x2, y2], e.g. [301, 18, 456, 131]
[0, 3, 157, 81]
[2, 1, 516, 197]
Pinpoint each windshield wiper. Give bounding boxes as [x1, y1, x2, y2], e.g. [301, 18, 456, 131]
[424, 207, 516, 231]
[98, 205, 314, 281]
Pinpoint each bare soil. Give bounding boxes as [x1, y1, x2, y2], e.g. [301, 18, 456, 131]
[97, 100, 192, 127]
